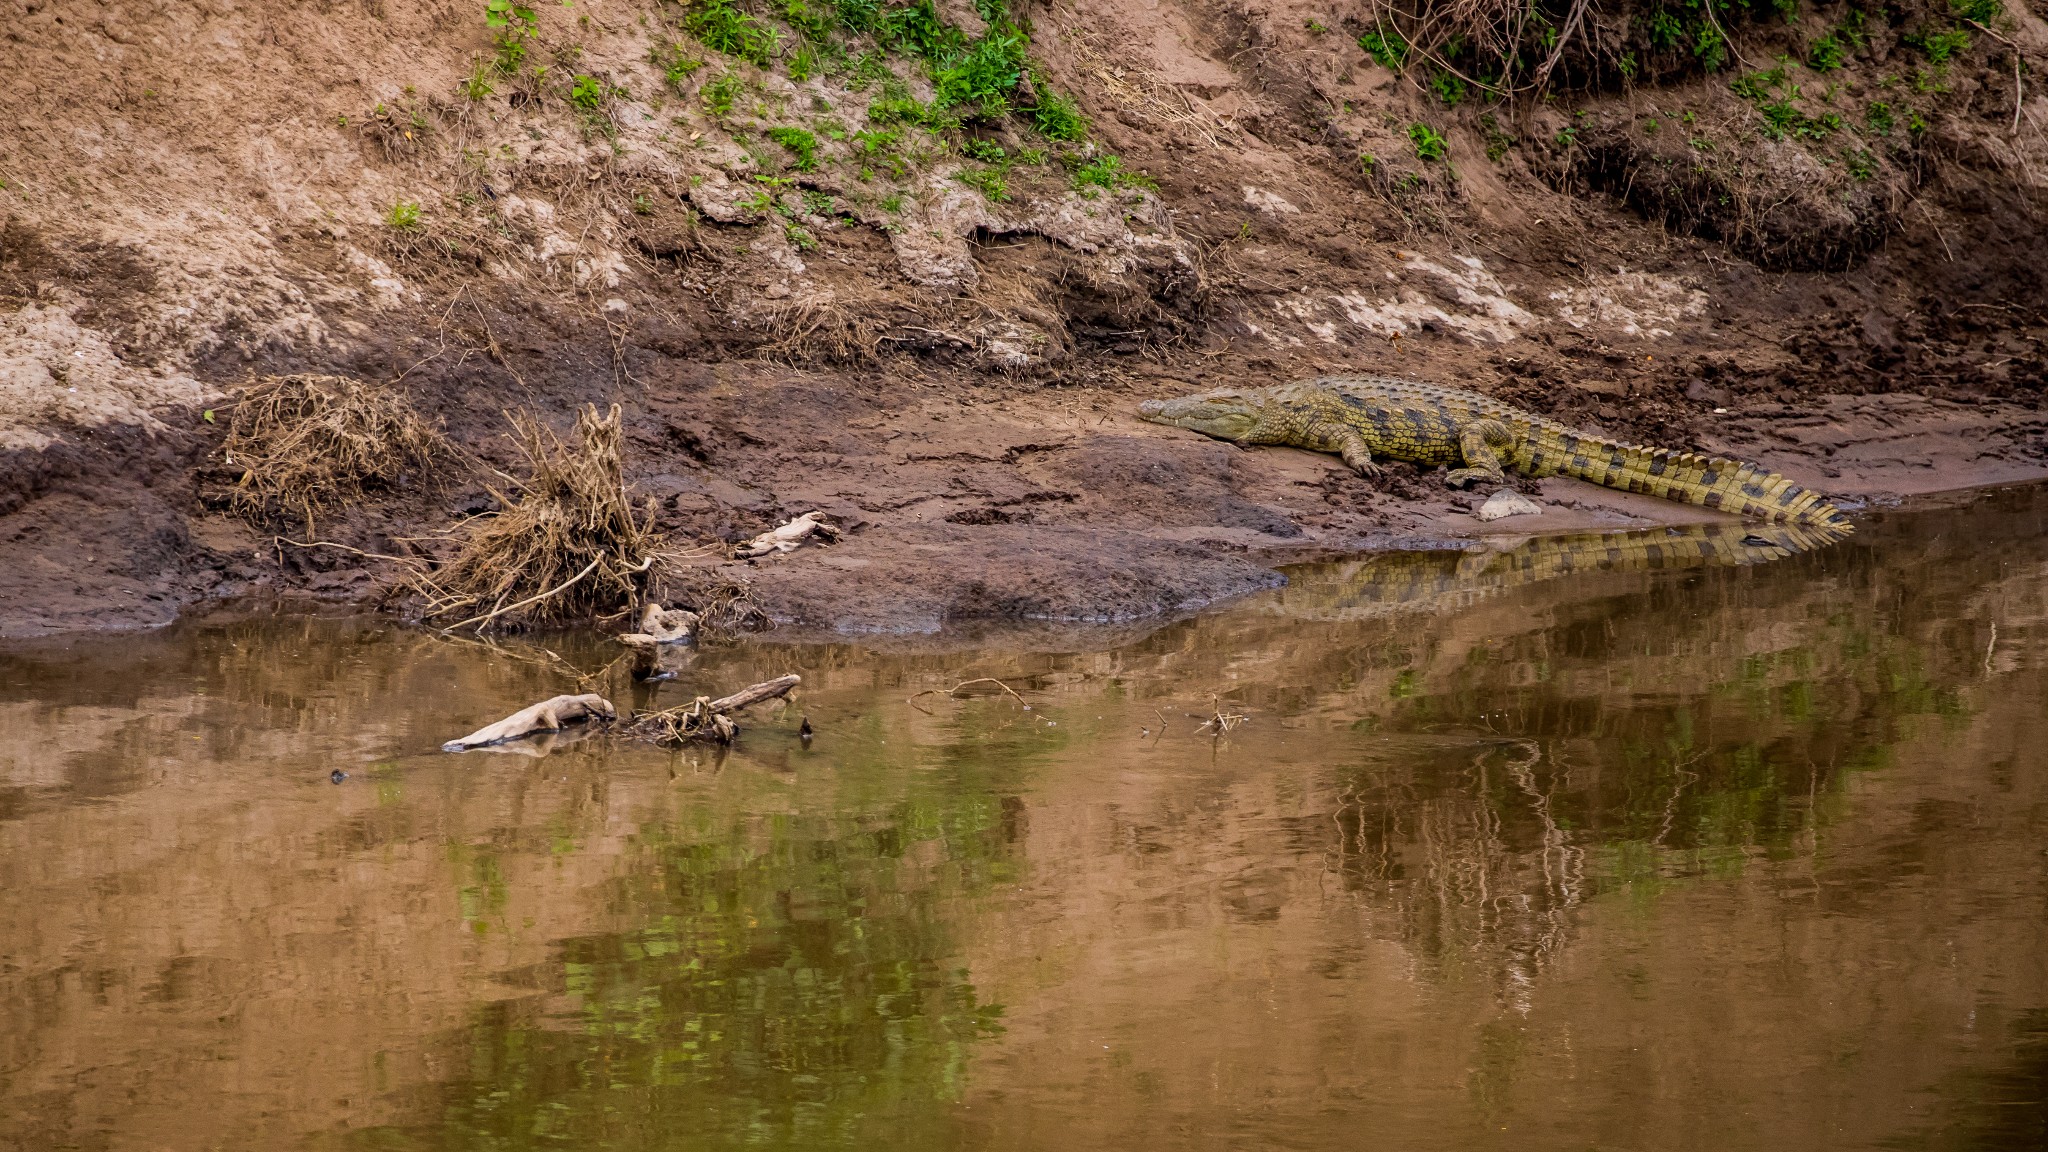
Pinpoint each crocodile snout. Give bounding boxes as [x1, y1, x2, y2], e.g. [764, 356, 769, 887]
[1137, 399, 1165, 417]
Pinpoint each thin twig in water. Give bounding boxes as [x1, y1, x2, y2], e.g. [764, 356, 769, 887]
[907, 677, 1028, 713]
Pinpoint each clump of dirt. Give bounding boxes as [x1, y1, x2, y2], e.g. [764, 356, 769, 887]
[220, 374, 447, 532]
[414, 404, 659, 631]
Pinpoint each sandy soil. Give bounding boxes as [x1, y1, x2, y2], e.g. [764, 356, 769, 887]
[3, 0, 2047, 636]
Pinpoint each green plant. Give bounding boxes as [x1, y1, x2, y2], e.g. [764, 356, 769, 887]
[1642, 116, 1659, 134]
[688, 0, 779, 65]
[1014, 145, 1047, 165]
[1866, 99, 1895, 135]
[1730, 64, 1789, 102]
[1688, 134, 1715, 151]
[781, 0, 837, 40]
[1427, 69, 1467, 106]
[766, 126, 820, 170]
[1844, 147, 1877, 181]
[485, 0, 538, 73]
[460, 58, 496, 101]
[785, 223, 818, 250]
[803, 189, 836, 216]
[957, 165, 1010, 201]
[880, 192, 904, 212]
[1694, 23, 1727, 71]
[1809, 32, 1846, 71]
[960, 138, 1007, 162]
[632, 191, 655, 214]
[1408, 121, 1447, 161]
[1911, 27, 1972, 64]
[1028, 85, 1088, 141]
[1480, 113, 1514, 161]
[703, 71, 744, 116]
[935, 27, 1027, 117]
[789, 44, 821, 80]
[1358, 25, 1407, 69]
[852, 126, 900, 154]
[1952, 0, 2002, 23]
[1908, 108, 1929, 134]
[1070, 153, 1152, 192]
[879, 0, 962, 61]
[1773, 0, 1799, 22]
[569, 73, 607, 110]
[651, 42, 705, 92]
[386, 200, 423, 231]
[849, 50, 894, 91]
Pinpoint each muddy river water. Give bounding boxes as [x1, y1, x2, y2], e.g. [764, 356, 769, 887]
[4, 486, 2048, 1151]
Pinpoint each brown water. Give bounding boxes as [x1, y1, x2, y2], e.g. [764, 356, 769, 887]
[4, 490, 2048, 1152]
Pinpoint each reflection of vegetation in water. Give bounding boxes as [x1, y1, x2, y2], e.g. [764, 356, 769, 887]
[351, 790, 1019, 1150]
[1316, 513, 1996, 998]
[1882, 1008, 2048, 1150]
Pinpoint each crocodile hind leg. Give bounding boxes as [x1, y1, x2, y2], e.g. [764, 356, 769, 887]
[1445, 419, 1516, 489]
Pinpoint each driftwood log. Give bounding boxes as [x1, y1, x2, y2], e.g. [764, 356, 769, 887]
[627, 674, 801, 745]
[442, 693, 617, 751]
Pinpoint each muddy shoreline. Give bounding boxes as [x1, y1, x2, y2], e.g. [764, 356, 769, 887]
[4, 354, 2042, 640]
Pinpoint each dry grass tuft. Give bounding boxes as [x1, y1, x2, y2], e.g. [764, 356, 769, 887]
[222, 373, 447, 530]
[416, 403, 660, 631]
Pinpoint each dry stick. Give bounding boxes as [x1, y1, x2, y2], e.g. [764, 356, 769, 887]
[1532, 0, 1593, 91]
[439, 556, 603, 633]
[907, 677, 1027, 709]
[275, 537, 429, 569]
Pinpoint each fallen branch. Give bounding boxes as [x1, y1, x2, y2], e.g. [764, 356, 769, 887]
[442, 693, 617, 751]
[907, 677, 1028, 713]
[627, 674, 802, 745]
[1194, 695, 1249, 736]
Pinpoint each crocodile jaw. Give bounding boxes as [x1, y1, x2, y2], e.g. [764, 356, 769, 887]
[1138, 392, 1261, 441]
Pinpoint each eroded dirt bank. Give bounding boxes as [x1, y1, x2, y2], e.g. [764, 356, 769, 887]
[4, 0, 2048, 636]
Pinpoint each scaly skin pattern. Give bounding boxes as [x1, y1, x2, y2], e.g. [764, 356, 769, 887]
[1139, 375, 1853, 530]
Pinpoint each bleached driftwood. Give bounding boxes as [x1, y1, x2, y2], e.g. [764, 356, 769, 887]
[734, 512, 840, 558]
[442, 693, 617, 751]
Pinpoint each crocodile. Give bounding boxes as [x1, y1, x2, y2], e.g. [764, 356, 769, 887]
[1138, 375, 1852, 530]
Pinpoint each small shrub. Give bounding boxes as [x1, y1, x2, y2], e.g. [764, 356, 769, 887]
[880, 192, 904, 212]
[386, 200, 424, 231]
[688, 0, 780, 66]
[1730, 65, 1788, 102]
[766, 126, 820, 170]
[1408, 122, 1447, 161]
[960, 138, 1007, 162]
[1866, 99, 1895, 135]
[786, 223, 818, 250]
[1844, 147, 1877, 181]
[703, 72, 744, 116]
[1951, 0, 2002, 23]
[849, 50, 894, 91]
[1694, 23, 1727, 71]
[1358, 26, 1407, 69]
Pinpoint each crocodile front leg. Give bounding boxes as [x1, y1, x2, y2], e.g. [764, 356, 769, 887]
[1446, 419, 1515, 489]
[1332, 425, 1382, 478]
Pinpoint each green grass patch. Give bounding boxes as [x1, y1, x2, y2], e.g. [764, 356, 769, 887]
[386, 200, 423, 231]
[1027, 85, 1088, 141]
[935, 26, 1027, 118]
[703, 71, 745, 117]
[650, 42, 705, 93]
[1910, 27, 1972, 64]
[957, 166, 1010, 201]
[1069, 153, 1152, 193]
[767, 126, 821, 170]
[687, 0, 780, 66]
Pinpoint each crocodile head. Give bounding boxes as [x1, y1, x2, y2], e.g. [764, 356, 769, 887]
[1138, 388, 1266, 441]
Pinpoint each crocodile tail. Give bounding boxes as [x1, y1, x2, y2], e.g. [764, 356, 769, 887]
[1528, 424, 1853, 531]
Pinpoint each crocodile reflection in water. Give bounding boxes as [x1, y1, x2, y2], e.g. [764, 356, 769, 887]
[1270, 521, 1846, 621]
